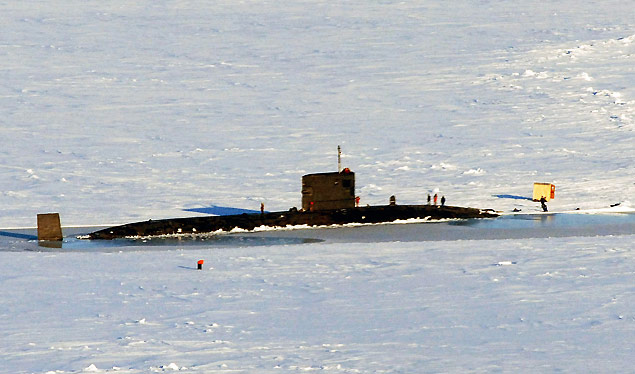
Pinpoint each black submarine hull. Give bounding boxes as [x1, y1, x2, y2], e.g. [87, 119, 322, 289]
[88, 205, 498, 239]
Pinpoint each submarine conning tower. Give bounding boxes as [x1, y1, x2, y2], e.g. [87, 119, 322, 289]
[301, 168, 355, 211]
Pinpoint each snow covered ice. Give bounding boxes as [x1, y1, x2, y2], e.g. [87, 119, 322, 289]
[1, 0, 634, 372]
[1, 0, 634, 225]
[2, 237, 635, 373]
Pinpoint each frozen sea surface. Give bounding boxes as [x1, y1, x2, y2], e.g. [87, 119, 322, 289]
[1, 0, 634, 227]
[1, 0, 634, 373]
[1, 235, 635, 373]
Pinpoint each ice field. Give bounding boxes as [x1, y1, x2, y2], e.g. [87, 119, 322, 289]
[1, 1, 634, 226]
[1, 0, 634, 372]
[2, 235, 635, 373]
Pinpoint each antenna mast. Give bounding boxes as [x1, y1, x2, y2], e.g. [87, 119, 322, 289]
[337, 145, 341, 172]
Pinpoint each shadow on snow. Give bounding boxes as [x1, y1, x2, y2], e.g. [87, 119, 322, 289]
[183, 205, 264, 216]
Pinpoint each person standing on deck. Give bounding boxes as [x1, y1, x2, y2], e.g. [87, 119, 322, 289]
[540, 196, 548, 212]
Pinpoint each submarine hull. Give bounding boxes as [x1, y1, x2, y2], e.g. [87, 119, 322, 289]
[88, 205, 498, 240]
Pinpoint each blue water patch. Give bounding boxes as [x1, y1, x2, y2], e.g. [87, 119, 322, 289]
[58, 235, 319, 251]
[2, 232, 322, 252]
[450, 212, 635, 229]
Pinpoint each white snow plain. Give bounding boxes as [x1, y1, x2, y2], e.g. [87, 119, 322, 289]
[2, 236, 635, 373]
[1, 0, 634, 373]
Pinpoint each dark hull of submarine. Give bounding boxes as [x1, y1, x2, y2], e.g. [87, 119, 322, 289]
[88, 169, 497, 239]
[88, 205, 498, 240]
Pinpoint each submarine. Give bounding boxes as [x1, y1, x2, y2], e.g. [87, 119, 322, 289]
[88, 167, 498, 239]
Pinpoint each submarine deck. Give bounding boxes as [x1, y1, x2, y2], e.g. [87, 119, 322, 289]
[88, 205, 497, 239]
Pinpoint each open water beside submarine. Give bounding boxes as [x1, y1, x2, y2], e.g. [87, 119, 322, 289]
[2, 212, 634, 252]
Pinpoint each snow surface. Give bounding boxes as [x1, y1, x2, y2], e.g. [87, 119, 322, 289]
[1, 0, 634, 372]
[2, 236, 635, 373]
[1, 0, 634, 226]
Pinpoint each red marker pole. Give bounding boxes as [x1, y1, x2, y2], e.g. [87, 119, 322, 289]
[197, 259, 204, 270]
